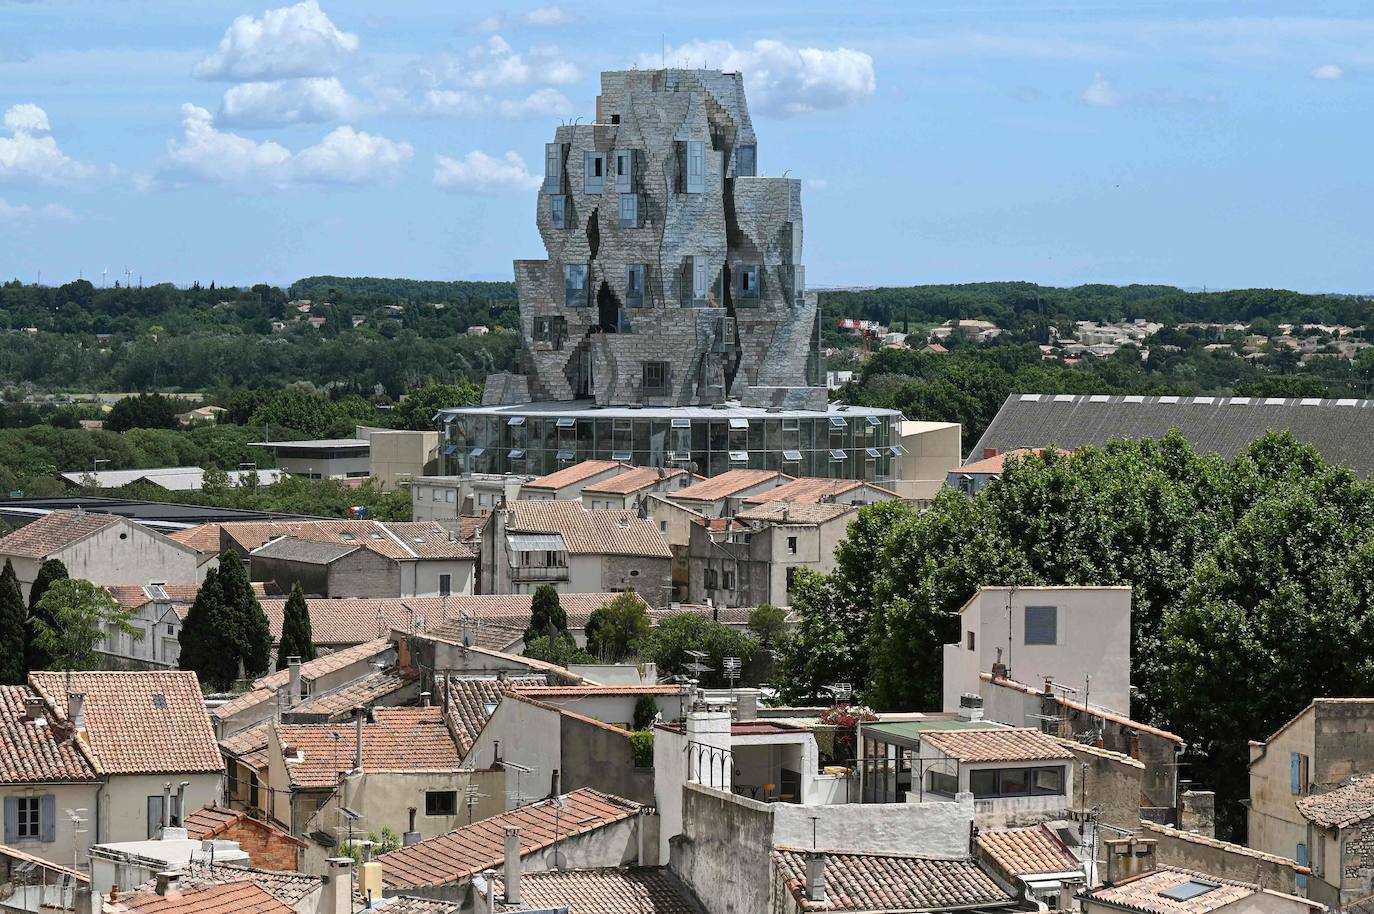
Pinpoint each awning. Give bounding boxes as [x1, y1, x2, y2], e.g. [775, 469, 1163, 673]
[508, 533, 567, 551]
[829, 449, 847, 460]
[508, 416, 526, 426]
[443, 444, 458, 455]
[728, 417, 749, 430]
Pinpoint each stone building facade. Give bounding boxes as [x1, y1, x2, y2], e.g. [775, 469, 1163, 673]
[483, 68, 818, 409]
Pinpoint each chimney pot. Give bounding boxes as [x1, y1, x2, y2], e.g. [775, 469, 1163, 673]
[23, 696, 44, 723]
[805, 851, 827, 903]
[324, 858, 353, 914]
[288, 657, 302, 708]
[503, 827, 522, 905]
[68, 692, 85, 730]
[154, 871, 180, 896]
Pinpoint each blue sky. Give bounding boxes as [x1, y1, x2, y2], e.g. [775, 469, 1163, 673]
[1, 1, 1372, 292]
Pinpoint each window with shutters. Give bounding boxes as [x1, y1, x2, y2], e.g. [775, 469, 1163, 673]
[614, 149, 634, 191]
[1024, 606, 1057, 645]
[618, 192, 640, 228]
[583, 151, 606, 193]
[1291, 752, 1310, 795]
[625, 264, 645, 307]
[736, 144, 756, 177]
[549, 194, 569, 229]
[686, 140, 705, 193]
[564, 264, 587, 307]
[543, 143, 565, 193]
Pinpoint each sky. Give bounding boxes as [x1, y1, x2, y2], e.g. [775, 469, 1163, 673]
[1, 0, 1372, 293]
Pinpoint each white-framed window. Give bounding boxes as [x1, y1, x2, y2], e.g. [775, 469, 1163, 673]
[445, 490, 455, 503]
[15, 797, 40, 840]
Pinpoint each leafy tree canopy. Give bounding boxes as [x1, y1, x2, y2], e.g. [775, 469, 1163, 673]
[30, 578, 140, 671]
[585, 593, 652, 663]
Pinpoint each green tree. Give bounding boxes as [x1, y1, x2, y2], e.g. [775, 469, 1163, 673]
[643, 613, 758, 688]
[746, 603, 789, 647]
[584, 593, 651, 662]
[633, 694, 659, 730]
[249, 387, 338, 439]
[25, 558, 68, 671]
[394, 383, 482, 430]
[523, 632, 594, 667]
[525, 585, 567, 645]
[0, 560, 24, 684]
[30, 579, 141, 671]
[106, 393, 181, 432]
[180, 560, 273, 690]
[275, 582, 316, 670]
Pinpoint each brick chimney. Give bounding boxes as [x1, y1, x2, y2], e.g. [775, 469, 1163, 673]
[503, 827, 522, 906]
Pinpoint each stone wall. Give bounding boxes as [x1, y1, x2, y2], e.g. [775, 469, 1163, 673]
[1140, 821, 1301, 896]
[671, 784, 775, 914]
[1062, 740, 1144, 832]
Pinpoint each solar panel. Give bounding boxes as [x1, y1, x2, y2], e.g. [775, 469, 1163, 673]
[1159, 880, 1219, 902]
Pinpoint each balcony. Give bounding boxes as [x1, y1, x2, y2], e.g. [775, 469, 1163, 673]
[510, 563, 570, 583]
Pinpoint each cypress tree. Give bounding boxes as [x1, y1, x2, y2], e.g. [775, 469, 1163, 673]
[179, 566, 238, 691]
[275, 582, 316, 670]
[25, 558, 69, 671]
[0, 560, 28, 685]
[218, 559, 272, 680]
[525, 585, 567, 645]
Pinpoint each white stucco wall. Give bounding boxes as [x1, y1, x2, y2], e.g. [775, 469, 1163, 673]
[0, 782, 100, 869]
[773, 793, 976, 857]
[944, 586, 1133, 716]
[99, 773, 223, 844]
[463, 699, 561, 805]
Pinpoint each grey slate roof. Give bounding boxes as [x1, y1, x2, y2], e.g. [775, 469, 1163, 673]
[971, 394, 1374, 475]
[250, 536, 358, 564]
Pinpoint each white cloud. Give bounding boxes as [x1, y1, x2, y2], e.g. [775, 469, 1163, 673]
[218, 77, 367, 126]
[806, 178, 829, 191]
[643, 39, 875, 116]
[423, 86, 570, 119]
[0, 197, 75, 222]
[195, 0, 360, 81]
[162, 103, 292, 182]
[423, 35, 578, 92]
[157, 103, 408, 186]
[433, 150, 540, 193]
[1082, 72, 1122, 107]
[1312, 63, 1344, 80]
[0, 103, 96, 185]
[525, 6, 571, 26]
[4, 103, 50, 134]
[292, 126, 412, 183]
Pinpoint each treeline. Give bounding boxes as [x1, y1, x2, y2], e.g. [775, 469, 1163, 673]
[819, 282, 1374, 336]
[776, 432, 1374, 839]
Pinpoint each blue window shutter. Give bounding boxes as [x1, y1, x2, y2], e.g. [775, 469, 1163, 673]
[1296, 843, 1309, 889]
[40, 795, 55, 843]
[3, 797, 16, 843]
[1291, 752, 1302, 795]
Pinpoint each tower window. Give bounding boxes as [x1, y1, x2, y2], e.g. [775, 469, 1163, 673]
[564, 264, 588, 307]
[543, 142, 566, 193]
[614, 149, 635, 191]
[686, 141, 705, 193]
[736, 144, 756, 177]
[625, 264, 646, 307]
[549, 194, 569, 229]
[619, 192, 640, 228]
[642, 361, 668, 392]
[584, 151, 606, 193]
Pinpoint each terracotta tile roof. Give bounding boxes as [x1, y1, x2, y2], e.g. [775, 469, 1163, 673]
[743, 477, 897, 505]
[920, 726, 1073, 764]
[182, 806, 307, 849]
[293, 671, 414, 719]
[503, 501, 671, 558]
[277, 707, 462, 788]
[1299, 774, 1374, 828]
[977, 825, 1082, 877]
[671, 469, 790, 503]
[445, 677, 544, 758]
[457, 515, 486, 542]
[0, 686, 99, 784]
[959, 447, 1067, 476]
[258, 597, 411, 646]
[369, 897, 459, 914]
[213, 638, 393, 721]
[523, 460, 623, 492]
[772, 848, 1013, 912]
[379, 789, 642, 888]
[224, 520, 473, 562]
[29, 671, 223, 775]
[220, 722, 270, 767]
[494, 867, 700, 913]
[1080, 867, 1257, 914]
[168, 524, 223, 553]
[582, 467, 690, 496]
[106, 582, 269, 613]
[0, 842, 89, 883]
[733, 502, 857, 525]
[0, 511, 120, 559]
[141, 863, 321, 904]
[115, 881, 296, 914]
